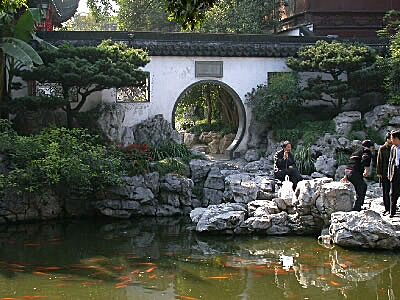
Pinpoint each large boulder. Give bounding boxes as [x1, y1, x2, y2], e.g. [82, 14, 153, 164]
[223, 174, 258, 203]
[189, 159, 213, 183]
[330, 210, 400, 249]
[219, 133, 236, 154]
[132, 114, 182, 145]
[190, 203, 247, 232]
[313, 181, 354, 225]
[314, 155, 337, 177]
[364, 104, 400, 132]
[333, 111, 361, 135]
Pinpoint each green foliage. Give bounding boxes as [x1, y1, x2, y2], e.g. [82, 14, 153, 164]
[377, 10, 400, 38]
[117, 0, 180, 31]
[19, 41, 150, 127]
[293, 146, 315, 175]
[197, 0, 282, 34]
[5, 95, 68, 113]
[0, 0, 27, 13]
[151, 158, 189, 177]
[246, 72, 303, 128]
[347, 120, 384, 145]
[336, 150, 350, 166]
[176, 82, 238, 135]
[188, 119, 236, 136]
[0, 119, 16, 153]
[385, 31, 400, 104]
[164, 0, 216, 30]
[1, 127, 124, 196]
[119, 141, 202, 177]
[273, 120, 335, 147]
[287, 40, 377, 112]
[348, 58, 387, 95]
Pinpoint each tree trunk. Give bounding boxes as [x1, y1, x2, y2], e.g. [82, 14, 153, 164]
[0, 52, 6, 119]
[207, 89, 212, 125]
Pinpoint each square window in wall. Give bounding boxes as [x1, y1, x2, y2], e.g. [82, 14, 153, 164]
[116, 74, 150, 102]
[195, 61, 223, 78]
[33, 81, 78, 102]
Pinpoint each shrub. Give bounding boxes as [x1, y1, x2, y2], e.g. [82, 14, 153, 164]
[293, 146, 315, 175]
[0, 119, 16, 153]
[246, 72, 303, 128]
[5, 96, 68, 114]
[1, 127, 124, 196]
[273, 120, 335, 147]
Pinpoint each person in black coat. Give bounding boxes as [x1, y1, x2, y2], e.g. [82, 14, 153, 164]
[274, 140, 303, 190]
[341, 139, 374, 212]
[387, 130, 400, 217]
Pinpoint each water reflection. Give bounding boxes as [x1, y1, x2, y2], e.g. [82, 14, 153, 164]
[0, 218, 398, 299]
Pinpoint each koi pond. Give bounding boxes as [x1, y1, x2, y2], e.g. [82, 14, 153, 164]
[0, 217, 399, 300]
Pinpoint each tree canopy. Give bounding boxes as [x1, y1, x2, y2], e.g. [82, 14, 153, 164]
[19, 40, 150, 127]
[86, 0, 283, 32]
[287, 40, 377, 112]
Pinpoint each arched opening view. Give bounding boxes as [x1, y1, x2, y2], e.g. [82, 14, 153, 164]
[173, 81, 243, 159]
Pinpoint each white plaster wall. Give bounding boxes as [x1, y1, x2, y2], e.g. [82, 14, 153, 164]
[140, 56, 290, 152]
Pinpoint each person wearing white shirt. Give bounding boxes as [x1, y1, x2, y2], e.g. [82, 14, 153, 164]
[388, 130, 400, 217]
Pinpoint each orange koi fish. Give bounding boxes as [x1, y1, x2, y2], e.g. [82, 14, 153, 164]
[32, 272, 50, 276]
[36, 266, 61, 271]
[116, 275, 130, 281]
[114, 284, 127, 289]
[1, 298, 19, 300]
[176, 296, 199, 300]
[24, 243, 40, 246]
[82, 281, 96, 286]
[329, 280, 340, 286]
[145, 267, 156, 273]
[204, 276, 230, 279]
[130, 269, 140, 274]
[8, 268, 24, 273]
[148, 274, 157, 279]
[111, 265, 123, 271]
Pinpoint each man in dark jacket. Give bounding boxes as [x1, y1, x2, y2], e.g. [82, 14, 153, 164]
[376, 132, 392, 215]
[274, 140, 303, 190]
[388, 130, 400, 217]
[341, 140, 374, 212]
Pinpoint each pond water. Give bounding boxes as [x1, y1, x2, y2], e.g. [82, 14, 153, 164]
[0, 217, 399, 300]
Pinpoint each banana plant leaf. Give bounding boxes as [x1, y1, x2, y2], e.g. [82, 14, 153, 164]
[14, 8, 38, 42]
[0, 37, 43, 67]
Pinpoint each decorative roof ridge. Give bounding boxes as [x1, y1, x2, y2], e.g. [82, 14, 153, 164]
[37, 31, 388, 58]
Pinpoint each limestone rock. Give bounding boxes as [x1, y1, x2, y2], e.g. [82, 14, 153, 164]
[190, 203, 247, 232]
[244, 149, 260, 162]
[189, 159, 213, 183]
[248, 200, 280, 217]
[204, 167, 225, 190]
[203, 188, 224, 206]
[314, 155, 337, 177]
[364, 104, 400, 131]
[223, 174, 258, 203]
[132, 114, 182, 145]
[219, 133, 235, 154]
[330, 210, 400, 249]
[183, 133, 198, 147]
[313, 181, 354, 225]
[333, 111, 361, 135]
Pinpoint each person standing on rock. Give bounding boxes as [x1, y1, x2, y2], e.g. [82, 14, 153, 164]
[388, 130, 400, 217]
[274, 140, 303, 190]
[376, 132, 392, 215]
[341, 140, 374, 212]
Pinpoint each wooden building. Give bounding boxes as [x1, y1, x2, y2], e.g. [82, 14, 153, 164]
[280, 0, 400, 37]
